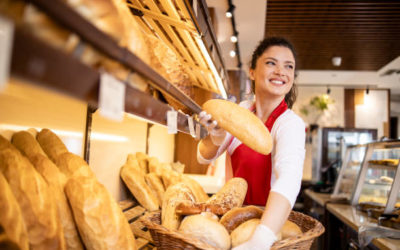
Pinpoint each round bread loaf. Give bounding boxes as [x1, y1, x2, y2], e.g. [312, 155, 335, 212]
[220, 205, 263, 233]
[230, 218, 260, 247]
[179, 213, 230, 250]
[202, 99, 273, 155]
[281, 220, 302, 239]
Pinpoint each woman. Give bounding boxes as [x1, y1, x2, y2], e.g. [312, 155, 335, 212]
[197, 37, 305, 249]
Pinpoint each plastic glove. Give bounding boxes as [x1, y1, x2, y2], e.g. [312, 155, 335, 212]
[232, 224, 277, 250]
[198, 111, 227, 146]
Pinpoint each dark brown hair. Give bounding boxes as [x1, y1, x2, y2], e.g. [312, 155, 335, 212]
[250, 37, 298, 108]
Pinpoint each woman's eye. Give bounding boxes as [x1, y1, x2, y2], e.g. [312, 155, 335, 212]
[286, 65, 294, 69]
[266, 61, 275, 65]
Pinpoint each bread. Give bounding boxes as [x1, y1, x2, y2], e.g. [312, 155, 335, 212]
[0, 149, 65, 250]
[181, 175, 209, 203]
[170, 161, 185, 173]
[120, 164, 159, 211]
[230, 218, 260, 248]
[126, 154, 147, 174]
[202, 99, 273, 155]
[175, 202, 230, 216]
[144, 172, 165, 205]
[65, 176, 136, 250]
[0, 226, 23, 250]
[30, 154, 84, 250]
[36, 129, 69, 163]
[0, 135, 19, 152]
[220, 205, 264, 233]
[161, 168, 182, 189]
[206, 177, 248, 210]
[135, 152, 149, 173]
[11, 131, 46, 159]
[56, 152, 95, 179]
[162, 183, 195, 230]
[0, 172, 29, 250]
[179, 213, 230, 250]
[281, 220, 302, 239]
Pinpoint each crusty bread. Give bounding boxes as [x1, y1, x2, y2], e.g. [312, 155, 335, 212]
[162, 183, 195, 230]
[202, 99, 273, 155]
[135, 152, 149, 173]
[65, 176, 136, 250]
[161, 168, 182, 189]
[230, 218, 260, 248]
[36, 129, 69, 163]
[179, 213, 230, 250]
[56, 152, 95, 179]
[0, 172, 29, 250]
[170, 161, 185, 173]
[281, 220, 302, 239]
[181, 175, 209, 203]
[206, 177, 248, 209]
[11, 131, 46, 159]
[0, 149, 65, 250]
[30, 154, 84, 250]
[144, 172, 165, 206]
[120, 164, 159, 211]
[126, 154, 147, 174]
[0, 135, 19, 152]
[220, 205, 264, 233]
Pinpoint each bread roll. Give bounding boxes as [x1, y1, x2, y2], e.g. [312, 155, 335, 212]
[56, 152, 95, 179]
[0, 172, 29, 250]
[0, 149, 65, 250]
[11, 131, 46, 159]
[144, 172, 165, 205]
[202, 99, 273, 155]
[206, 177, 248, 210]
[220, 205, 264, 233]
[135, 152, 148, 173]
[30, 154, 84, 250]
[281, 220, 302, 239]
[162, 183, 195, 230]
[36, 129, 69, 163]
[65, 176, 136, 250]
[231, 218, 260, 248]
[120, 164, 159, 211]
[179, 213, 230, 250]
[181, 175, 209, 203]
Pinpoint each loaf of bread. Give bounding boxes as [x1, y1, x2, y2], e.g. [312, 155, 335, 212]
[30, 154, 84, 250]
[202, 99, 273, 155]
[36, 129, 69, 163]
[11, 131, 46, 159]
[0, 225, 23, 250]
[179, 213, 230, 250]
[161, 168, 182, 189]
[170, 161, 185, 173]
[65, 176, 136, 250]
[230, 218, 260, 247]
[220, 205, 264, 233]
[281, 220, 302, 239]
[144, 172, 165, 206]
[0, 172, 29, 250]
[0, 149, 65, 250]
[120, 164, 159, 211]
[181, 175, 209, 203]
[206, 177, 248, 210]
[0, 135, 19, 152]
[175, 202, 230, 216]
[56, 152, 95, 179]
[162, 182, 195, 230]
[135, 152, 149, 173]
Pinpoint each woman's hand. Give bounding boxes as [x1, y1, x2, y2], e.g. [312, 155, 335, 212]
[232, 224, 277, 250]
[198, 111, 227, 146]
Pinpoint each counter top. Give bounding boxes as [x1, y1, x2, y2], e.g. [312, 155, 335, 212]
[327, 203, 400, 250]
[304, 189, 332, 207]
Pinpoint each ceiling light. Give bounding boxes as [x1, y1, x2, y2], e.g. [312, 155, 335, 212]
[225, 4, 235, 18]
[229, 50, 236, 57]
[332, 56, 342, 67]
[230, 35, 238, 43]
[225, 11, 232, 18]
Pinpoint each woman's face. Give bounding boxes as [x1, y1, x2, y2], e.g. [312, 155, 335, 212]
[250, 46, 295, 100]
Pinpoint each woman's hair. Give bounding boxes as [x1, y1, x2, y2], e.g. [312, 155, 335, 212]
[250, 37, 298, 108]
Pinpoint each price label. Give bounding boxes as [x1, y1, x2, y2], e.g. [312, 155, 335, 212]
[188, 115, 196, 137]
[167, 110, 178, 134]
[0, 16, 14, 91]
[195, 123, 201, 140]
[193, 0, 198, 17]
[99, 73, 125, 121]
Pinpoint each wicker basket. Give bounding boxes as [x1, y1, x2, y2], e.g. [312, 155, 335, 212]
[140, 210, 324, 250]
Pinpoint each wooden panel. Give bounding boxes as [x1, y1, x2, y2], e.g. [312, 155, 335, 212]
[265, 0, 400, 71]
[344, 89, 355, 128]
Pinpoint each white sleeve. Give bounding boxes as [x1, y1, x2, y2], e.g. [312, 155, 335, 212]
[197, 132, 233, 164]
[270, 115, 305, 208]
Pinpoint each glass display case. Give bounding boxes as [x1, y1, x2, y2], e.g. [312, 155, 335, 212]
[331, 144, 368, 200]
[351, 140, 400, 214]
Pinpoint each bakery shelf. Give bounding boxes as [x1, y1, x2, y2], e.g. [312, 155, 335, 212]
[9, 24, 206, 137]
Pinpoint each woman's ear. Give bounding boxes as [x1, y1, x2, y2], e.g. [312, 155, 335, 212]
[249, 68, 255, 81]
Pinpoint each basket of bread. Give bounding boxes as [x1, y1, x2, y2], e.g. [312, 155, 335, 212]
[138, 176, 325, 250]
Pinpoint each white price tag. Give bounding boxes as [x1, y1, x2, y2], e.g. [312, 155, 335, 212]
[0, 16, 14, 91]
[193, 0, 198, 17]
[195, 123, 201, 140]
[99, 73, 125, 121]
[188, 115, 196, 138]
[167, 110, 178, 134]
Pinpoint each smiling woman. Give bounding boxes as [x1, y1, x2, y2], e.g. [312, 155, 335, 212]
[197, 37, 306, 250]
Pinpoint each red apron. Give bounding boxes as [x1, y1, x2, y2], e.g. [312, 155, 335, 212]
[230, 100, 288, 206]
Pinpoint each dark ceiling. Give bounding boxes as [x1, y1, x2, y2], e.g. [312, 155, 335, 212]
[264, 0, 400, 71]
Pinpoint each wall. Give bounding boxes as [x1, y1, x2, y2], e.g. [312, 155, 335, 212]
[391, 101, 400, 139]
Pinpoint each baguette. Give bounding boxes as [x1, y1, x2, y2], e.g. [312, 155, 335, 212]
[36, 129, 69, 163]
[11, 131, 46, 159]
[219, 205, 264, 233]
[202, 99, 273, 155]
[181, 175, 209, 203]
[135, 152, 149, 174]
[144, 172, 165, 205]
[56, 152, 95, 179]
[0, 172, 29, 250]
[126, 154, 146, 174]
[206, 177, 248, 209]
[65, 176, 137, 250]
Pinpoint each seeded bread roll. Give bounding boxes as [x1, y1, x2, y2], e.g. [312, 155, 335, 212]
[0, 172, 29, 250]
[36, 129, 69, 163]
[206, 177, 248, 210]
[65, 176, 137, 250]
[202, 99, 273, 155]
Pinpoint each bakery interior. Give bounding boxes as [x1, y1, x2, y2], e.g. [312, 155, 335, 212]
[1, 0, 400, 249]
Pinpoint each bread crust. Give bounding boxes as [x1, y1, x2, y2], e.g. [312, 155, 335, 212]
[219, 205, 264, 233]
[206, 177, 248, 210]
